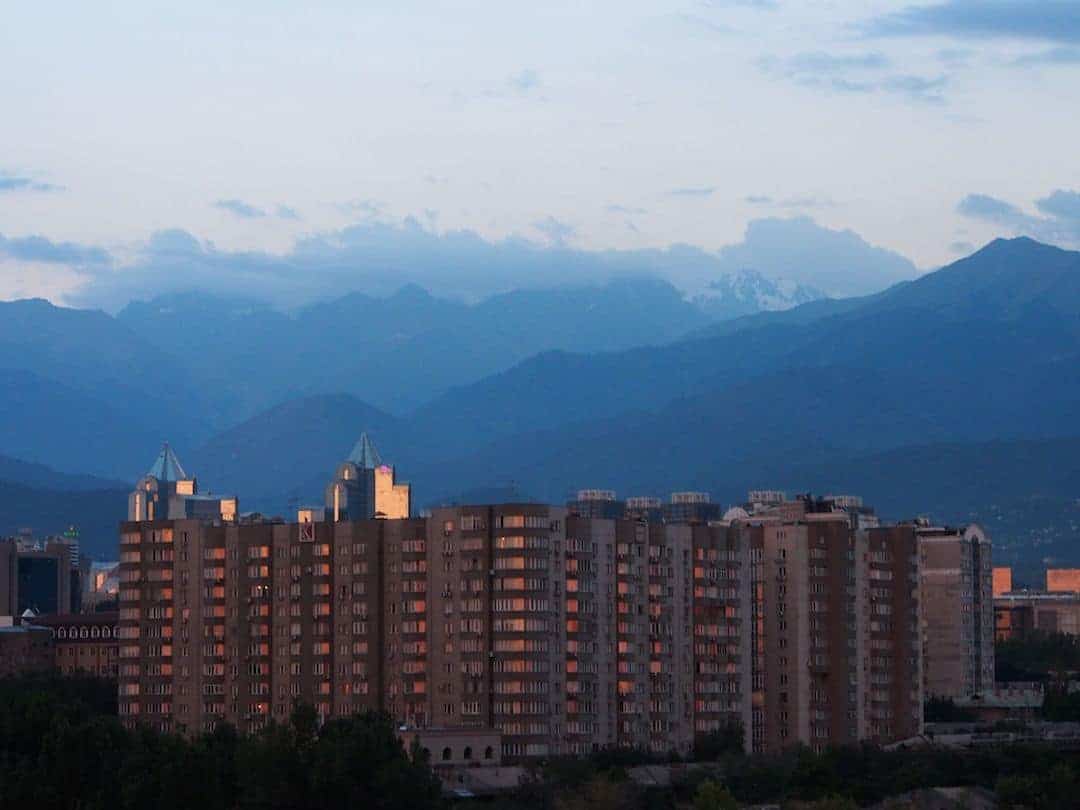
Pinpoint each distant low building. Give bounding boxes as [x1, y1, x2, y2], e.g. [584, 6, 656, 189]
[995, 590, 1080, 640]
[0, 618, 53, 677]
[1046, 568, 1080, 594]
[25, 612, 118, 678]
[993, 566, 1012, 597]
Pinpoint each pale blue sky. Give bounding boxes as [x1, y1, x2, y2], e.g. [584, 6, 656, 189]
[2, 1, 1079, 305]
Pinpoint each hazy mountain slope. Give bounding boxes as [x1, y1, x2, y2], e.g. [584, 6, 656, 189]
[0, 480, 129, 560]
[0, 368, 206, 481]
[0, 454, 126, 491]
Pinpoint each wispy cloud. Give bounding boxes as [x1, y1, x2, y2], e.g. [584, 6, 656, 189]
[760, 52, 946, 103]
[0, 171, 64, 193]
[507, 69, 541, 94]
[746, 193, 835, 209]
[607, 204, 648, 215]
[667, 186, 716, 198]
[275, 205, 301, 221]
[532, 216, 576, 245]
[214, 199, 266, 219]
[1011, 46, 1080, 66]
[861, 1, 1080, 44]
[0, 232, 111, 265]
[957, 189, 1080, 245]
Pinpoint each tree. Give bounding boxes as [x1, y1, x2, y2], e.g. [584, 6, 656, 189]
[693, 779, 738, 810]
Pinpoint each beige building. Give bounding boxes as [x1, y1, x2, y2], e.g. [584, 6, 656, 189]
[918, 523, 993, 700]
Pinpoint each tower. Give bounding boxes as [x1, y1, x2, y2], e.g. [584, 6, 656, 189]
[325, 433, 411, 521]
[128, 443, 236, 522]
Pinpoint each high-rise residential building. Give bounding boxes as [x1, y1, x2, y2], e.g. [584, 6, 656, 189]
[116, 455, 923, 756]
[325, 433, 410, 521]
[746, 515, 922, 752]
[624, 497, 662, 522]
[663, 492, 721, 524]
[566, 489, 625, 519]
[917, 523, 994, 700]
[128, 444, 237, 523]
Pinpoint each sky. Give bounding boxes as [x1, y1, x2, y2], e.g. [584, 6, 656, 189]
[2, 0, 1080, 308]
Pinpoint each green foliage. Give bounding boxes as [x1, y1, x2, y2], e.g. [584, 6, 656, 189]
[996, 632, 1080, 683]
[693, 718, 745, 760]
[0, 674, 441, 810]
[924, 696, 976, 723]
[692, 779, 738, 810]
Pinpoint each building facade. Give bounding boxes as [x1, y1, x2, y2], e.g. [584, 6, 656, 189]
[0, 538, 74, 618]
[324, 434, 411, 521]
[28, 612, 119, 677]
[918, 523, 994, 700]
[117, 503, 923, 756]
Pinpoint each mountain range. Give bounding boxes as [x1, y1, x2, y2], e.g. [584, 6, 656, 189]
[2, 236, 1079, 571]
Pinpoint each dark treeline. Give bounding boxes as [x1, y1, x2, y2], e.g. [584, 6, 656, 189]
[5, 674, 1080, 809]
[997, 632, 1080, 683]
[0, 674, 441, 810]
[478, 743, 1080, 810]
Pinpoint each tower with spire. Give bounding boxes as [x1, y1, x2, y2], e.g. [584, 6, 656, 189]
[128, 443, 237, 522]
[325, 432, 411, 521]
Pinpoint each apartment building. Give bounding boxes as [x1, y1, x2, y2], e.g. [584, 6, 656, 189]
[117, 455, 924, 758]
[918, 523, 994, 700]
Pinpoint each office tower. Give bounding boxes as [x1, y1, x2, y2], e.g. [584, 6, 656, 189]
[918, 523, 993, 700]
[566, 490, 625, 519]
[325, 433, 411, 521]
[128, 444, 237, 523]
[663, 492, 721, 524]
[0, 539, 73, 617]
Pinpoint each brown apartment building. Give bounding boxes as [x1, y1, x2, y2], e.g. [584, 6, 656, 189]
[918, 523, 993, 700]
[118, 503, 922, 757]
[117, 446, 923, 758]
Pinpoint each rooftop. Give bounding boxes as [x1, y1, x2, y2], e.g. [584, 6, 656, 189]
[146, 442, 188, 482]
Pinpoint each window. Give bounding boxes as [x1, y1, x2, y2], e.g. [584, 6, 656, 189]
[442, 747, 452, 761]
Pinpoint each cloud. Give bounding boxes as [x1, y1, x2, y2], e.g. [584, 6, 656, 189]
[784, 52, 891, 73]
[214, 199, 267, 219]
[760, 52, 946, 103]
[862, 1, 1080, 44]
[746, 194, 834, 209]
[711, 216, 918, 296]
[1012, 46, 1080, 65]
[51, 212, 917, 312]
[507, 69, 540, 93]
[0, 171, 64, 193]
[1036, 189, 1080, 222]
[702, 0, 778, 8]
[275, 205, 301, 221]
[949, 240, 974, 253]
[0, 232, 111, 265]
[532, 216, 576, 245]
[957, 189, 1080, 244]
[667, 186, 716, 198]
[606, 204, 648, 215]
